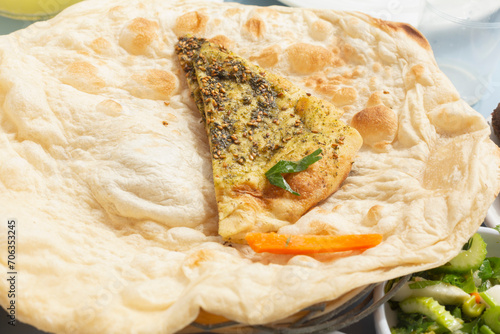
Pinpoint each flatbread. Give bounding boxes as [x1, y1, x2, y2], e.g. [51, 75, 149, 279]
[175, 36, 362, 242]
[0, 0, 499, 333]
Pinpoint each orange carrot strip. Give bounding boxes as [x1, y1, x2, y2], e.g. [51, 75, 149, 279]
[471, 292, 481, 304]
[245, 233, 383, 254]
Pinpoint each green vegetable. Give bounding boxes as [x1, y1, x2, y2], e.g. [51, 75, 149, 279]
[493, 225, 500, 234]
[481, 285, 500, 307]
[408, 281, 441, 289]
[462, 295, 486, 318]
[480, 290, 498, 308]
[479, 324, 496, 334]
[399, 297, 463, 332]
[479, 258, 500, 290]
[390, 233, 500, 334]
[390, 312, 440, 334]
[265, 148, 322, 196]
[392, 281, 469, 305]
[459, 317, 481, 333]
[441, 273, 477, 293]
[483, 306, 500, 333]
[438, 234, 487, 274]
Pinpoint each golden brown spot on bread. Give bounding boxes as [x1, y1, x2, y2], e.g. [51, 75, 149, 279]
[243, 17, 266, 40]
[249, 45, 281, 68]
[331, 87, 358, 106]
[306, 73, 350, 96]
[174, 11, 208, 36]
[254, 7, 279, 18]
[209, 35, 234, 49]
[373, 18, 430, 50]
[310, 19, 333, 41]
[185, 249, 216, 269]
[133, 69, 177, 100]
[351, 105, 397, 150]
[372, 63, 382, 72]
[96, 99, 122, 116]
[361, 205, 384, 227]
[119, 18, 159, 55]
[411, 64, 425, 78]
[108, 5, 124, 14]
[367, 91, 383, 107]
[400, 24, 429, 49]
[342, 105, 354, 113]
[286, 43, 334, 74]
[166, 113, 177, 122]
[224, 8, 243, 16]
[129, 17, 158, 34]
[90, 37, 112, 54]
[63, 61, 105, 93]
[144, 70, 177, 98]
[339, 43, 366, 65]
[408, 64, 433, 86]
[309, 220, 336, 235]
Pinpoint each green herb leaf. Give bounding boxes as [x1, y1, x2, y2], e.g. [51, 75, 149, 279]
[494, 225, 500, 234]
[265, 148, 322, 196]
[285, 236, 291, 247]
[478, 259, 493, 280]
[409, 281, 441, 289]
[392, 311, 438, 334]
[442, 272, 477, 293]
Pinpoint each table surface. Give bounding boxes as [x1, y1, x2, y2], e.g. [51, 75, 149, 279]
[0, 0, 497, 333]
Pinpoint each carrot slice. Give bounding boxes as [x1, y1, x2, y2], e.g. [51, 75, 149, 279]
[471, 292, 481, 304]
[245, 233, 383, 254]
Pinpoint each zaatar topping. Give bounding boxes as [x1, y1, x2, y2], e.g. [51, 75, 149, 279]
[174, 36, 348, 180]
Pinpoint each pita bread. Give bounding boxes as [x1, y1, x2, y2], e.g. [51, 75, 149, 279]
[0, 0, 499, 333]
[175, 36, 362, 242]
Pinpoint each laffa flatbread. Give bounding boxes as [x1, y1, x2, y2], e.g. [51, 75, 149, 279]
[175, 36, 362, 241]
[0, 0, 499, 333]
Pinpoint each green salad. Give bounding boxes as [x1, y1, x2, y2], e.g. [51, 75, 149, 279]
[387, 230, 500, 334]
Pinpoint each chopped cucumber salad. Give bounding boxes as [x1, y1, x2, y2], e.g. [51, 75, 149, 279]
[387, 232, 500, 334]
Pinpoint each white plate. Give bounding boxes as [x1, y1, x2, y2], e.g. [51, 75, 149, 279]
[277, 0, 424, 26]
[373, 226, 500, 334]
[486, 116, 500, 228]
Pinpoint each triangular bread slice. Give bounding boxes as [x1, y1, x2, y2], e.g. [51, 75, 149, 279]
[176, 37, 362, 242]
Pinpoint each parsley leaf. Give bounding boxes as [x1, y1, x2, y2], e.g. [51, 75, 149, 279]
[265, 149, 322, 196]
[478, 259, 493, 280]
[392, 311, 437, 334]
[441, 272, 477, 293]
